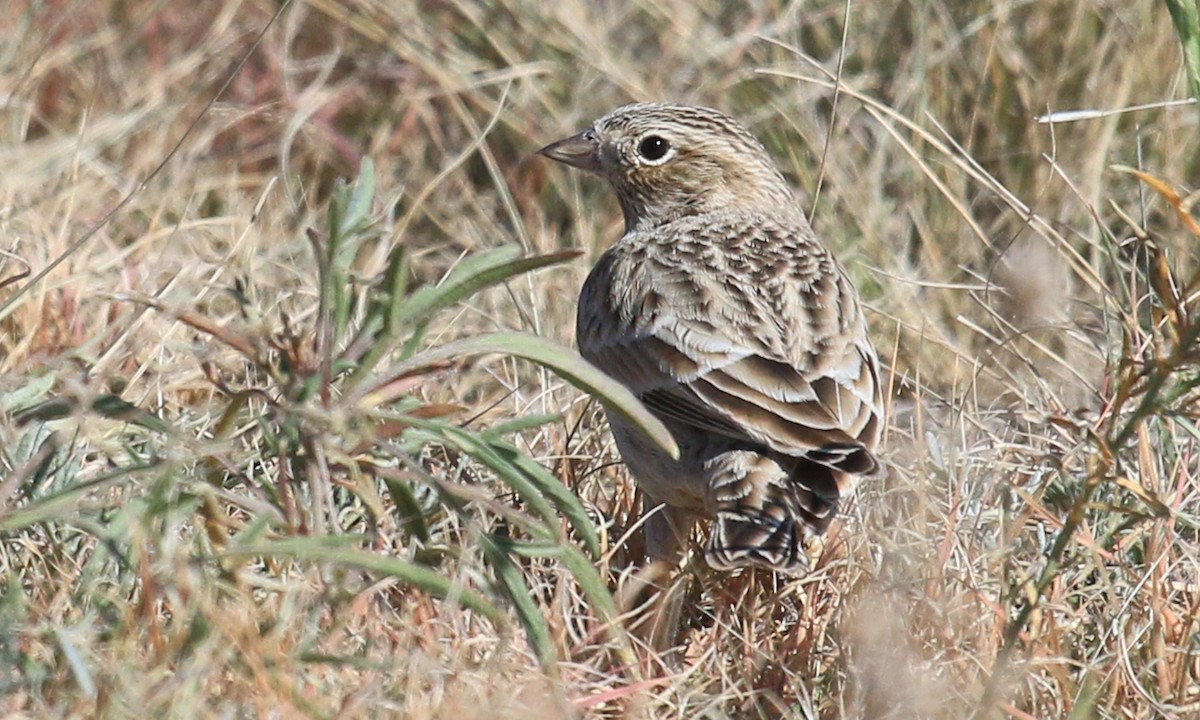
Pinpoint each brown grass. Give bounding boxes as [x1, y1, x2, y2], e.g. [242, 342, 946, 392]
[2, 0, 1199, 717]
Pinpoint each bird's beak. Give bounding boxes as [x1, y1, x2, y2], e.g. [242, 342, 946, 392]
[537, 130, 601, 172]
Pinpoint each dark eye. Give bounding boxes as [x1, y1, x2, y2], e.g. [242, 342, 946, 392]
[637, 135, 671, 162]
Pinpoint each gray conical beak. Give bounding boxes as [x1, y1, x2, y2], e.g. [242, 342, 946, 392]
[537, 130, 601, 172]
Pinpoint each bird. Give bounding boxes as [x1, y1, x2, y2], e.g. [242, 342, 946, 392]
[538, 103, 885, 573]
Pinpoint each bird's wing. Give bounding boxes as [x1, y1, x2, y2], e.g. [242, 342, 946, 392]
[577, 219, 883, 475]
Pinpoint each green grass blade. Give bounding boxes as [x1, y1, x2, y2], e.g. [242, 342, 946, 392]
[0, 373, 55, 414]
[1164, 0, 1200, 122]
[90, 395, 172, 433]
[440, 426, 562, 540]
[382, 475, 431, 543]
[495, 439, 601, 558]
[0, 465, 147, 533]
[12, 394, 171, 434]
[362, 332, 678, 459]
[382, 244, 410, 334]
[480, 414, 560, 438]
[550, 544, 620, 627]
[399, 247, 581, 335]
[341, 157, 376, 239]
[348, 246, 583, 383]
[481, 533, 556, 669]
[225, 536, 506, 626]
[505, 539, 629, 661]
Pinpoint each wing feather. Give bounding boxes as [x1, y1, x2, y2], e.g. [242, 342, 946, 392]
[577, 216, 884, 473]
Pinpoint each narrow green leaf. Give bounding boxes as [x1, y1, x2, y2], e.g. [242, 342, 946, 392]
[224, 537, 506, 626]
[1176, 415, 1200, 444]
[480, 414, 560, 439]
[481, 534, 556, 669]
[0, 373, 55, 414]
[382, 244, 409, 333]
[1066, 673, 1100, 720]
[503, 539, 628, 655]
[392, 425, 563, 541]
[361, 332, 678, 460]
[342, 158, 376, 238]
[400, 247, 581, 332]
[0, 465, 146, 532]
[494, 439, 600, 559]
[13, 394, 170, 433]
[441, 427, 561, 540]
[55, 628, 97, 700]
[91, 394, 172, 433]
[382, 475, 431, 543]
[332, 277, 353, 350]
[298, 653, 384, 671]
[341, 244, 408, 376]
[555, 544, 621, 627]
[12, 397, 76, 424]
[325, 178, 347, 255]
[1164, 0, 1200, 123]
[324, 161, 379, 348]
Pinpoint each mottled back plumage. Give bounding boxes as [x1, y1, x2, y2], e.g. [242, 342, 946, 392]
[540, 103, 885, 572]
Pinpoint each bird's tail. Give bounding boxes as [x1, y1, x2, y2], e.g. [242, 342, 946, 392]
[704, 450, 849, 573]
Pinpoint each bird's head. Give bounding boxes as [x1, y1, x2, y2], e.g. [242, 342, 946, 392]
[538, 103, 798, 230]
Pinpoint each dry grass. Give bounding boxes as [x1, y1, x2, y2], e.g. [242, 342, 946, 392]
[2, 0, 1199, 717]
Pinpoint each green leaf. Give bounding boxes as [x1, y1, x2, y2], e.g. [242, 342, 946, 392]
[362, 332, 678, 460]
[325, 178, 347, 256]
[400, 247, 581, 340]
[382, 475, 431, 543]
[341, 158, 376, 239]
[224, 536, 506, 626]
[90, 395, 172, 433]
[504, 541, 618, 622]
[1066, 673, 1100, 720]
[341, 244, 408, 374]
[0, 373, 55, 414]
[322, 159, 379, 347]
[12, 394, 170, 433]
[1164, 0, 1200, 124]
[481, 534, 556, 669]
[0, 464, 147, 533]
[503, 539, 627, 656]
[381, 244, 410, 335]
[348, 246, 582, 385]
[480, 414, 560, 439]
[326, 158, 377, 249]
[554, 544, 621, 629]
[493, 439, 600, 558]
[440, 427, 561, 540]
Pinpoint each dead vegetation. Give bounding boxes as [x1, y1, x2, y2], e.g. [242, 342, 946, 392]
[2, 1, 1199, 717]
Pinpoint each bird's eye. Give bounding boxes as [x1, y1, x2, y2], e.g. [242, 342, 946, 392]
[637, 135, 672, 163]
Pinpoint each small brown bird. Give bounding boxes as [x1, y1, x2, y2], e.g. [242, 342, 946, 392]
[539, 103, 884, 573]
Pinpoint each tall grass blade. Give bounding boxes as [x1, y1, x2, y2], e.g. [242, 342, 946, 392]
[363, 331, 678, 459]
[1164, 0, 1200, 122]
[481, 534, 556, 669]
[225, 537, 506, 626]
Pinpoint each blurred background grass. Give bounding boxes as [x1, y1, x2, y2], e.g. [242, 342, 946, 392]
[1, 0, 1198, 717]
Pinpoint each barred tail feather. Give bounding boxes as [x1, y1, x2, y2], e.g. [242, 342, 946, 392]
[707, 505, 805, 571]
[704, 450, 845, 573]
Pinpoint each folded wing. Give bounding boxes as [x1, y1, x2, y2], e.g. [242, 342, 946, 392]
[577, 220, 883, 472]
